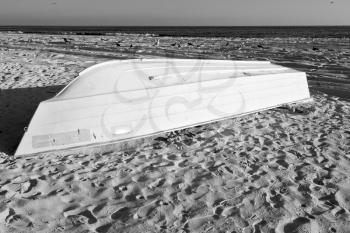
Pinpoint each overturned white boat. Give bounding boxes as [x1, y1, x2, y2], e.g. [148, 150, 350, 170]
[15, 59, 311, 156]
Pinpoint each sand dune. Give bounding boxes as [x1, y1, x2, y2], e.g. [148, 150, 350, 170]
[0, 32, 350, 232]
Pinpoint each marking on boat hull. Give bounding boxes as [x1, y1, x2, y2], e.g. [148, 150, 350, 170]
[32, 129, 91, 148]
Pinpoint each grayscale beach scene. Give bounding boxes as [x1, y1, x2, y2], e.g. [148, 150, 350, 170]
[0, 1, 349, 233]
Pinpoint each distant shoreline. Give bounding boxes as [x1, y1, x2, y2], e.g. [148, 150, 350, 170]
[0, 25, 349, 38]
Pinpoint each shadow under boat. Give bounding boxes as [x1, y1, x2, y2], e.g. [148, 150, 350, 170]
[0, 85, 64, 154]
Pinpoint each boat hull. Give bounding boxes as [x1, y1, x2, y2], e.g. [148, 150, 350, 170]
[15, 59, 311, 156]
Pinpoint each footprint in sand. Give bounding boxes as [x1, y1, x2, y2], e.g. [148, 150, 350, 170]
[92, 202, 107, 215]
[78, 210, 97, 224]
[20, 179, 37, 193]
[95, 223, 113, 233]
[135, 200, 158, 219]
[64, 207, 97, 225]
[4, 208, 33, 228]
[276, 217, 320, 233]
[266, 189, 284, 208]
[185, 216, 213, 232]
[110, 206, 130, 222]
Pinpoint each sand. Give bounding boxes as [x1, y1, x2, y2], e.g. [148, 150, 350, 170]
[0, 31, 350, 233]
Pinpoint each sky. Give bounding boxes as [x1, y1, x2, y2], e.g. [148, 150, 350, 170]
[0, 0, 349, 26]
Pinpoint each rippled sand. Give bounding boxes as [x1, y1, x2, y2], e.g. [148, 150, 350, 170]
[0, 32, 349, 233]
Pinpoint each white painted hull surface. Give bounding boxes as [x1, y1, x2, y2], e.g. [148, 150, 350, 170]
[15, 59, 311, 156]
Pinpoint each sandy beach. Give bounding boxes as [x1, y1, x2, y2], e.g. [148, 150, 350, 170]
[0, 31, 350, 233]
